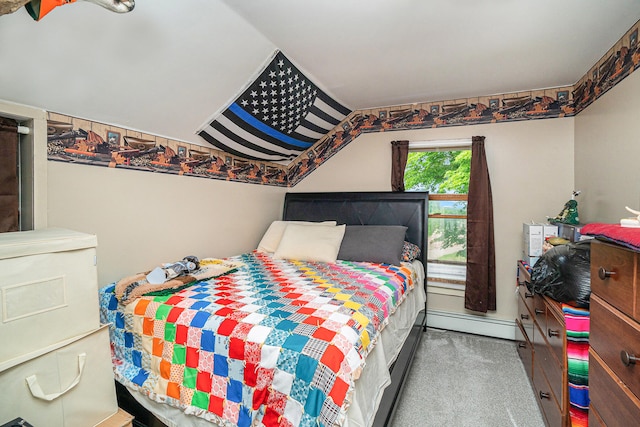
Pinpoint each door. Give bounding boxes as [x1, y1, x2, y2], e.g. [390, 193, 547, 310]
[0, 116, 19, 232]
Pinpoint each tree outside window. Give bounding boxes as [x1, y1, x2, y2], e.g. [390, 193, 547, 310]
[405, 149, 470, 288]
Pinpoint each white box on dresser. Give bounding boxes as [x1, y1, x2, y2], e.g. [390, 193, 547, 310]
[0, 228, 117, 426]
[523, 222, 544, 256]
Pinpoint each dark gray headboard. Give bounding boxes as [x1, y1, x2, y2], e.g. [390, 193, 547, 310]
[283, 191, 429, 265]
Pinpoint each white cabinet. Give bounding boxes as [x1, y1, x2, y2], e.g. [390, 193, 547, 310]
[0, 228, 117, 426]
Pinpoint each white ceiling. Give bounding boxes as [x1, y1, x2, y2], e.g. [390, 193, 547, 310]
[1, 0, 639, 148]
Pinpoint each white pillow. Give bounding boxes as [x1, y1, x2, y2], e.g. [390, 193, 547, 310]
[274, 224, 346, 263]
[256, 220, 337, 253]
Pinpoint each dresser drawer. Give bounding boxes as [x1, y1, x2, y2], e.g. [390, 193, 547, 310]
[515, 319, 533, 379]
[588, 404, 606, 427]
[534, 324, 564, 405]
[0, 228, 99, 367]
[517, 289, 534, 340]
[590, 241, 638, 320]
[519, 284, 545, 323]
[589, 348, 640, 426]
[533, 360, 563, 427]
[545, 304, 565, 367]
[590, 294, 640, 398]
[0, 325, 117, 427]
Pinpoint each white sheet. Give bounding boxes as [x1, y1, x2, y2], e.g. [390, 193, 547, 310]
[126, 261, 426, 427]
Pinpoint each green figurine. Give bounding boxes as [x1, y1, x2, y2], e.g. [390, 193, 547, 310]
[551, 191, 580, 225]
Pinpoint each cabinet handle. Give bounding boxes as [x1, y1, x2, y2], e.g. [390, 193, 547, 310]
[518, 342, 527, 349]
[548, 328, 560, 338]
[621, 350, 639, 367]
[525, 292, 534, 299]
[535, 308, 544, 315]
[520, 313, 529, 320]
[539, 391, 550, 400]
[598, 267, 616, 280]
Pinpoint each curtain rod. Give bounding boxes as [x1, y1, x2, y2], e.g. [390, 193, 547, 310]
[409, 138, 472, 150]
[0, 123, 30, 134]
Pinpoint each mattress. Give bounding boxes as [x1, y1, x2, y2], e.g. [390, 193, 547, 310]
[100, 253, 425, 427]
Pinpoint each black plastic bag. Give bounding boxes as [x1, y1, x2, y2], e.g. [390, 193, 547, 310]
[529, 240, 591, 308]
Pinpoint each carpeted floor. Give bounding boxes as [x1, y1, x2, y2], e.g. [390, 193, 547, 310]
[390, 328, 546, 427]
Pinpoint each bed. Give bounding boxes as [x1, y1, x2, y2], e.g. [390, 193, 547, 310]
[99, 191, 428, 427]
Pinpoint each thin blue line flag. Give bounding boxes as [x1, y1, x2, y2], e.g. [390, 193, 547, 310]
[198, 51, 351, 163]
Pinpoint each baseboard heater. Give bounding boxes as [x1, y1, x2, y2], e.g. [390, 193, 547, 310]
[427, 309, 516, 340]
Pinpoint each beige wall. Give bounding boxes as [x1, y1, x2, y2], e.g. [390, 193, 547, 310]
[22, 66, 640, 332]
[294, 118, 575, 324]
[47, 161, 286, 286]
[575, 70, 640, 223]
[16, 92, 582, 330]
[293, 133, 393, 192]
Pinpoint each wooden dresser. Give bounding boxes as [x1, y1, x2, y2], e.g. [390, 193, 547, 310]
[515, 261, 570, 426]
[589, 240, 640, 426]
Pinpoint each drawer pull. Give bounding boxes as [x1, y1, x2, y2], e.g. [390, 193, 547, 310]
[535, 308, 544, 315]
[598, 267, 616, 280]
[621, 350, 639, 367]
[524, 292, 534, 299]
[548, 328, 560, 338]
[520, 313, 529, 320]
[539, 391, 550, 400]
[518, 342, 527, 349]
[26, 353, 86, 401]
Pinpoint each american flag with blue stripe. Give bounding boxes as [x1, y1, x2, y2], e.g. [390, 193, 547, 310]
[198, 51, 351, 163]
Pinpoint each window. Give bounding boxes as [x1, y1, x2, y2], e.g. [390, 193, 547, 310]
[405, 140, 471, 290]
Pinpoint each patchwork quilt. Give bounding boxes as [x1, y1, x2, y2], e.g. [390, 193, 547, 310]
[99, 251, 416, 427]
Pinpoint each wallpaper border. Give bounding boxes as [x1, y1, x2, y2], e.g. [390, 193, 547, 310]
[46, 20, 639, 188]
[46, 112, 289, 187]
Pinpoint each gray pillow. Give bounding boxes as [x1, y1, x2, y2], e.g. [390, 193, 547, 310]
[337, 225, 408, 265]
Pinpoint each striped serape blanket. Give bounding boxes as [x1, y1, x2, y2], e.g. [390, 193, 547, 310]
[563, 303, 590, 426]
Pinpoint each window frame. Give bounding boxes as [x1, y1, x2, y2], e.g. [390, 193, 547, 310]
[427, 193, 467, 289]
[406, 139, 471, 291]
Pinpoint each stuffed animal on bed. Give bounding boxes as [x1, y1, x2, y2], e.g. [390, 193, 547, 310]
[115, 256, 244, 305]
[146, 255, 200, 285]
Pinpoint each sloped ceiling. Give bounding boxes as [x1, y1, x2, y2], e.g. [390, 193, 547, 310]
[0, 0, 639, 161]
